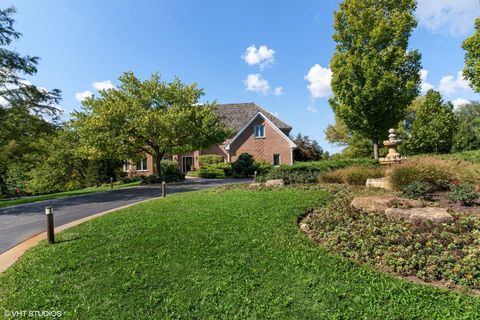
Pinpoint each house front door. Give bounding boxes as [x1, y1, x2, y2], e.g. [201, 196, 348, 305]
[182, 156, 194, 173]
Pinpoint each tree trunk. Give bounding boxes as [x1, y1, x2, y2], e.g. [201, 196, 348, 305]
[373, 138, 380, 160]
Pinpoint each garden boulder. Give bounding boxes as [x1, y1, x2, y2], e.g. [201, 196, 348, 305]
[351, 195, 422, 213]
[265, 179, 285, 187]
[365, 178, 392, 190]
[384, 207, 454, 225]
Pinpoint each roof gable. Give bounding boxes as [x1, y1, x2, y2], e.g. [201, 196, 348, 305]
[224, 112, 296, 151]
[214, 103, 292, 135]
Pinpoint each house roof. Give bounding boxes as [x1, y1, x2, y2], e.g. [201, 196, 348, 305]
[214, 103, 292, 134]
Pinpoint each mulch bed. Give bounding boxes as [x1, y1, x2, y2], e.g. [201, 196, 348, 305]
[429, 191, 480, 214]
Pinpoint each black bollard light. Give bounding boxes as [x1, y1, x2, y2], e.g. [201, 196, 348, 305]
[45, 206, 55, 244]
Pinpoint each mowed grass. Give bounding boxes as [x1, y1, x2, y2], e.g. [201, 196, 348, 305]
[0, 181, 141, 209]
[1, 186, 480, 319]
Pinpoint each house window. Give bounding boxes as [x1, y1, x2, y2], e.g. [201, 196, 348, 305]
[273, 154, 281, 166]
[136, 158, 148, 171]
[254, 125, 265, 138]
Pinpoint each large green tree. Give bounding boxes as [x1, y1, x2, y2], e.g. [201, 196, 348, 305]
[463, 17, 480, 92]
[406, 90, 455, 154]
[452, 101, 480, 152]
[0, 7, 61, 196]
[330, 0, 421, 159]
[73, 72, 230, 174]
[28, 127, 123, 194]
[292, 133, 324, 162]
[325, 116, 373, 158]
[0, 7, 60, 115]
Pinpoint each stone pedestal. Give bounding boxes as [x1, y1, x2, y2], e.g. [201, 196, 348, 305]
[379, 128, 406, 165]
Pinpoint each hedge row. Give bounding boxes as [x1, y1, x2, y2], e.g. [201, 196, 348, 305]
[258, 158, 378, 184]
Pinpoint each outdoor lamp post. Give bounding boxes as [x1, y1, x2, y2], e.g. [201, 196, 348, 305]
[45, 206, 55, 244]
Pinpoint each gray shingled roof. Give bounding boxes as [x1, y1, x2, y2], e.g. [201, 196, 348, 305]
[214, 103, 292, 135]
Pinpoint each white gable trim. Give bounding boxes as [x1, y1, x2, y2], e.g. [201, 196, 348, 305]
[224, 112, 297, 151]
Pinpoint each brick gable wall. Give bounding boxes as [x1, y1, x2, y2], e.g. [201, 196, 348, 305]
[229, 116, 292, 165]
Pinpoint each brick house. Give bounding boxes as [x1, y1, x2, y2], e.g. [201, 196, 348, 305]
[124, 103, 296, 175]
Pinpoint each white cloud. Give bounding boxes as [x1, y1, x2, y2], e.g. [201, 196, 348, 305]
[417, 0, 480, 36]
[243, 73, 270, 94]
[92, 80, 114, 91]
[75, 90, 93, 102]
[452, 98, 470, 109]
[305, 64, 332, 98]
[274, 86, 283, 96]
[420, 69, 434, 93]
[242, 45, 275, 69]
[306, 106, 319, 113]
[439, 71, 471, 96]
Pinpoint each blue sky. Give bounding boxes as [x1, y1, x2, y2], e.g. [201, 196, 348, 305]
[7, 0, 480, 153]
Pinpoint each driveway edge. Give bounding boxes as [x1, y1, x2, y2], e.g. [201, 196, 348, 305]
[0, 196, 161, 274]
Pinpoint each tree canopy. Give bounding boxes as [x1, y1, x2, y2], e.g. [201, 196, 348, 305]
[72, 72, 231, 174]
[329, 0, 421, 159]
[293, 133, 324, 162]
[452, 101, 480, 152]
[325, 116, 376, 158]
[463, 17, 480, 93]
[406, 90, 455, 154]
[0, 7, 60, 114]
[0, 7, 62, 196]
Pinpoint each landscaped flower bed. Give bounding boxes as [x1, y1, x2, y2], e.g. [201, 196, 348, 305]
[302, 184, 480, 292]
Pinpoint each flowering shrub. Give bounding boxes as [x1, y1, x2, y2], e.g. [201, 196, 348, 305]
[305, 185, 480, 289]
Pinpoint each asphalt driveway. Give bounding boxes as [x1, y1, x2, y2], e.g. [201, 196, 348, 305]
[0, 179, 247, 254]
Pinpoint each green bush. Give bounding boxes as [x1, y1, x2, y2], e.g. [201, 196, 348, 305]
[260, 170, 319, 184]
[198, 154, 224, 165]
[159, 160, 183, 177]
[141, 172, 184, 184]
[140, 161, 184, 184]
[119, 176, 142, 184]
[449, 182, 479, 206]
[199, 163, 232, 179]
[259, 158, 378, 184]
[232, 153, 255, 178]
[400, 181, 435, 199]
[253, 161, 273, 176]
[281, 158, 377, 173]
[448, 150, 480, 164]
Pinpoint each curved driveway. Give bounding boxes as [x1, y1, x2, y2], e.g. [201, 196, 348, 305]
[0, 179, 246, 254]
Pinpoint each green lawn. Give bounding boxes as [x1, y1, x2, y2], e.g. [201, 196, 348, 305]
[0, 181, 141, 208]
[1, 185, 479, 319]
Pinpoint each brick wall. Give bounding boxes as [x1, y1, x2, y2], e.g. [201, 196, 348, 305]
[229, 116, 293, 165]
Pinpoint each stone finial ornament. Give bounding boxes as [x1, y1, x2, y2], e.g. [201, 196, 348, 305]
[379, 128, 406, 165]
